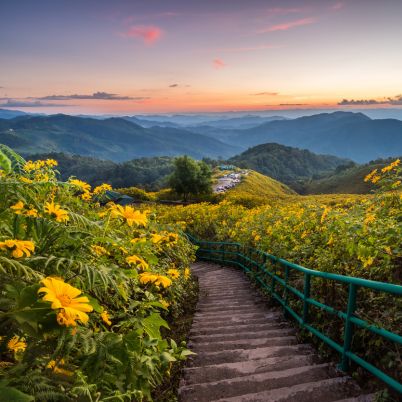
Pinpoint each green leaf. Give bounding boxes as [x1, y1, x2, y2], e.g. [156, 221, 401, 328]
[142, 312, 169, 340]
[0, 384, 34, 401]
[87, 295, 102, 313]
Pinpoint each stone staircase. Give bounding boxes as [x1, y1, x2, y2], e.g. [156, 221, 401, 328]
[179, 262, 376, 402]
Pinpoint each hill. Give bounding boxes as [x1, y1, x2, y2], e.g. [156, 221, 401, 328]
[298, 158, 400, 194]
[27, 152, 174, 190]
[229, 143, 350, 188]
[224, 170, 296, 206]
[0, 114, 240, 161]
[219, 111, 402, 163]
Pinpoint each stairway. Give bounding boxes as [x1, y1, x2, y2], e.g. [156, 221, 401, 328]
[179, 262, 376, 402]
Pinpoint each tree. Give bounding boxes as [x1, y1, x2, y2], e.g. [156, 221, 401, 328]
[168, 156, 212, 201]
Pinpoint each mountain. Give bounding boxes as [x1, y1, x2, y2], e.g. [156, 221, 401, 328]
[299, 158, 400, 195]
[0, 114, 240, 161]
[224, 112, 402, 163]
[224, 170, 296, 207]
[0, 108, 32, 119]
[229, 143, 350, 188]
[189, 115, 288, 129]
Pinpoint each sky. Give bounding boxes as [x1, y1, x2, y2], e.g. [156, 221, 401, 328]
[1, 0, 402, 114]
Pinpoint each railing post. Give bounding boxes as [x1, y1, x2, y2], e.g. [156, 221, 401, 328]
[302, 273, 311, 324]
[284, 266, 290, 317]
[222, 243, 225, 265]
[340, 283, 357, 371]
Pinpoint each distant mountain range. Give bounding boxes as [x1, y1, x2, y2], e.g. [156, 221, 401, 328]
[215, 112, 402, 163]
[0, 114, 240, 161]
[229, 143, 350, 187]
[1, 110, 402, 163]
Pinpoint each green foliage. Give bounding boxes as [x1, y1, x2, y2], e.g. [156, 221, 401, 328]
[229, 142, 349, 189]
[0, 150, 196, 401]
[224, 171, 295, 207]
[168, 156, 212, 201]
[117, 187, 156, 202]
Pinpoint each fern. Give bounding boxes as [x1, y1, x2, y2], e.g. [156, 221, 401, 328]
[0, 144, 26, 174]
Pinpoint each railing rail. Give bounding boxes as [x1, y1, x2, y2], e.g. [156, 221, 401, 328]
[186, 234, 402, 394]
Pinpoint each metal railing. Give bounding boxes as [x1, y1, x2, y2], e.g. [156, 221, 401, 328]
[186, 234, 402, 394]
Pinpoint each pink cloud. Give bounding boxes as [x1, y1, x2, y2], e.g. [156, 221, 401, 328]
[213, 58, 226, 69]
[219, 44, 281, 53]
[331, 2, 344, 11]
[260, 17, 316, 33]
[266, 7, 303, 15]
[121, 25, 163, 44]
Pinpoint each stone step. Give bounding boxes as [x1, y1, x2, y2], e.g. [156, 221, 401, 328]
[179, 363, 331, 402]
[189, 344, 313, 366]
[193, 312, 275, 322]
[189, 336, 297, 352]
[208, 376, 360, 402]
[189, 328, 295, 342]
[183, 354, 315, 384]
[190, 321, 287, 335]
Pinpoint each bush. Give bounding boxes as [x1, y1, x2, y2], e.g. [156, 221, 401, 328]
[0, 148, 196, 401]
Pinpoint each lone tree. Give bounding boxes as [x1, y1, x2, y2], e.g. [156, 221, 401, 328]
[168, 156, 212, 201]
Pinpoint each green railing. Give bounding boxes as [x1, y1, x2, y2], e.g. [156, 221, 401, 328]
[186, 234, 402, 394]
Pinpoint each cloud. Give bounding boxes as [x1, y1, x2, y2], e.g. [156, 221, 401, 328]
[218, 44, 280, 53]
[121, 25, 163, 44]
[169, 84, 179, 88]
[260, 17, 316, 33]
[213, 58, 226, 69]
[266, 7, 303, 15]
[253, 92, 278, 96]
[0, 99, 70, 107]
[338, 95, 402, 105]
[279, 103, 307, 106]
[331, 2, 344, 11]
[36, 92, 143, 101]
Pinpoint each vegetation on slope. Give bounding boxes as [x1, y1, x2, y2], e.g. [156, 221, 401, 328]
[0, 146, 196, 401]
[298, 158, 401, 195]
[229, 142, 350, 188]
[224, 170, 296, 207]
[157, 160, 402, 392]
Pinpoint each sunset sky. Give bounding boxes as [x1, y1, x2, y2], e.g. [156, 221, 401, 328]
[1, 0, 402, 114]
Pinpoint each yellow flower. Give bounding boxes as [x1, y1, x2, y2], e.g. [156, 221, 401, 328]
[69, 179, 91, 192]
[0, 239, 35, 258]
[126, 255, 149, 270]
[391, 180, 401, 188]
[93, 183, 112, 195]
[364, 169, 378, 183]
[46, 359, 73, 376]
[90, 245, 109, 256]
[151, 233, 164, 243]
[184, 268, 191, 279]
[111, 205, 148, 227]
[45, 159, 58, 167]
[26, 208, 39, 217]
[10, 201, 24, 214]
[139, 272, 172, 288]
[327, 236, 334, 246]
[81, 191, 92, 201]
[38, 277, 93, 327]
[7, 336, 26, 353]
[19, 176, 33, 184]
[364, 214, 376, 225]
[44, 201, 69, 223]
[384, 246, 392, 255]
[167, 233, 179, 244]
[371, 175, 381, 184]
[100, 310, 112, 326]
[159, 299, 170, 309]
[167, 268, 180, 279]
